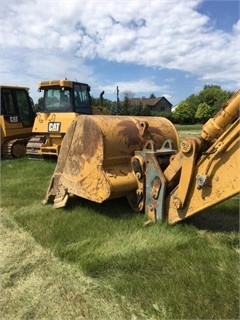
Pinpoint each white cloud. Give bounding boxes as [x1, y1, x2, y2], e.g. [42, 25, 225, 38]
[1, 0, 239, 102]
[101, 79, 171, 100]
[233, 20, 240, 34]
[1, 48, 96, 101]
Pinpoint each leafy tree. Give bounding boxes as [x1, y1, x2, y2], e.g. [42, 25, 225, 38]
[34, 97, 44, 111]
[120, 94, 132, 115]
[149, 93, 156, 98]
[130, 103, 142, 116]
[175, 84, 234, 124]
[109, 102, 118, 115]
[151, 111, 174, 121]
[91, 96, 99, 106]
[195, 102, 213, 123]
[198, 85, 233, 113]
[91, 95, 112, 108]
[185, 94, 200, 113]
[172, 101, 196, 124]
[140, 104, 151, 116]
[121, 90, 135, 100]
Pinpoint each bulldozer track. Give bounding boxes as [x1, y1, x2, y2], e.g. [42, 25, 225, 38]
[1, 138, 29, 159]
[26, 135, 46, 160]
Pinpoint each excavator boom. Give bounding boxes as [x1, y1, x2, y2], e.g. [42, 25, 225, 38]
[165, 90, 240, 223]
[165, 122, 239, 223]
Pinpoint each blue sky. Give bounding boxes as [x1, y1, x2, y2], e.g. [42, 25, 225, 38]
[1, 0, 239, 106]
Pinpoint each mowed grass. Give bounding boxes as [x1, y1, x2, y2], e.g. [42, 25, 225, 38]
[1, 144, 239, 319]
[174, 123, 203, 141]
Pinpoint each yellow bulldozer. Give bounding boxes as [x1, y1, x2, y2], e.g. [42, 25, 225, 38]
[26, 79, 109, 159]
[0, 85, 35, 159]
[44, 90, 239, 224]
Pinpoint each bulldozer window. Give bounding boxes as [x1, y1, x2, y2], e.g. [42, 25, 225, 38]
[44, 88, 72, 112]
[60, 91, 71, 110]
[74, 84, 91, 114]
[16, 89, 35, 127]
[1, 89, 17, 115]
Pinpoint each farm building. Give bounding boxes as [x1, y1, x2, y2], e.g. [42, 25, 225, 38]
[130, 96, 173, 113]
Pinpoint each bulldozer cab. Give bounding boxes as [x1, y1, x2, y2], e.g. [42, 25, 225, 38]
[1, 86, 35, 127]
[40, 80, 92, 114]
[26, 79, 94, 159]
[0, 85, 36, 158]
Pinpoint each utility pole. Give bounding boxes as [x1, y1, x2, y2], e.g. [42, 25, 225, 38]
[116, 86, 120, 114]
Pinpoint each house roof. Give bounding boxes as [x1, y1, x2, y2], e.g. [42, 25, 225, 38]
[130, 96, 172, 107]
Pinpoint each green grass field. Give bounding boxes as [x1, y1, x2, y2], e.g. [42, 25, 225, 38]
[175, 124, 203, 141]
[1, 127, 239, 319]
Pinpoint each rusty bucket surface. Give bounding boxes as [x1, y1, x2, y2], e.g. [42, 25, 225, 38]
[44, 115, 179, 208]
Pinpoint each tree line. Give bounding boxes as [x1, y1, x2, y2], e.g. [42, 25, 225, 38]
[91, 85, 234, 124]
[35, 85, 234, 124]
[171, 85, 234, 124]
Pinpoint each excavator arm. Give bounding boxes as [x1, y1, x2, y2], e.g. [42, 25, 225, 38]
[166, 117, 239, 223]
[142, 90, 240, 223]
[166, 91, 239, 223]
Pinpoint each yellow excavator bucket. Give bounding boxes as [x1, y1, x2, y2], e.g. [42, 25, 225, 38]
[44, 115, 179, 210]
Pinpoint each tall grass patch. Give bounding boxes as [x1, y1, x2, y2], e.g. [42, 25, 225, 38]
[1, 157, 239, 319]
